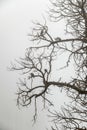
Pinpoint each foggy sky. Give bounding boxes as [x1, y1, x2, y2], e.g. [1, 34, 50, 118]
[0, 0, 71, 130]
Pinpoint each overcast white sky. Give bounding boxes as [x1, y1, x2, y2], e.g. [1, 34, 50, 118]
[0, 1, 72, 130]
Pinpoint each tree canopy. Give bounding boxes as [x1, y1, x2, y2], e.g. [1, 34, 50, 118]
[11, 0, 87, 130]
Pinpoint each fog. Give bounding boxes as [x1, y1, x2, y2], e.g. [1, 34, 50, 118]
[0, 0, 71, 130]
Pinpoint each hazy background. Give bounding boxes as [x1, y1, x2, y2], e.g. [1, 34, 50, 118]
[0, 0, 72, 130]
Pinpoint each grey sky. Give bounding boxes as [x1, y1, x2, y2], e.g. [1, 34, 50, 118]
[0, 0, 51, 130]
[0, 0, 71, 130]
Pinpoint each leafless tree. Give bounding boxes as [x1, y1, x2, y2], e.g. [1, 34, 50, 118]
[11, 0, 87, 130]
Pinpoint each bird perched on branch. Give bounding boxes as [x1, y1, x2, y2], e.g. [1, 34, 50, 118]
[40, 26, 47, 36]
[44, 69, 48, 73]
[55, 37, 61, 41]
[31, 73, 34, 78]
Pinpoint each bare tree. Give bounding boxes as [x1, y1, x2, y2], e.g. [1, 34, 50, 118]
[11, 0, 87, 129]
